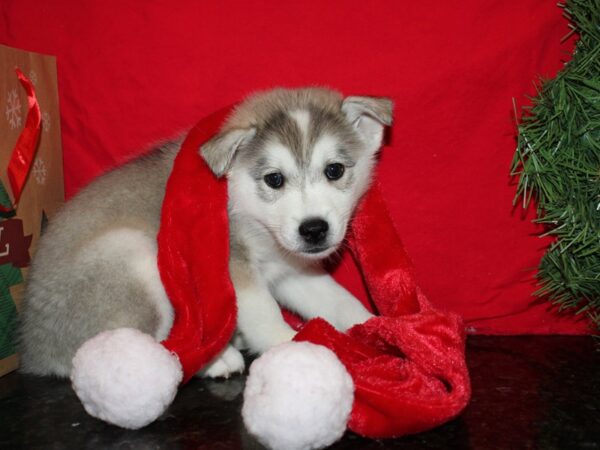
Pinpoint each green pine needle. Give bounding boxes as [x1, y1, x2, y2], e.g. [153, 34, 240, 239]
[512, 0, 600, 332]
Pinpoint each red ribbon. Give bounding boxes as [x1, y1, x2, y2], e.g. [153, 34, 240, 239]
[4, 68, 41, 210]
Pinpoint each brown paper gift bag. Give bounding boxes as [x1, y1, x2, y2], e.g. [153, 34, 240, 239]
[0, 44, 64, 377]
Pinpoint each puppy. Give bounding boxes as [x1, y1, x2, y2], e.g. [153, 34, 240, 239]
[18, 87, 392, 378]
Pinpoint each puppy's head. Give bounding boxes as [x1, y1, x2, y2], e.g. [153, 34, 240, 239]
[200, 88, 392, 259]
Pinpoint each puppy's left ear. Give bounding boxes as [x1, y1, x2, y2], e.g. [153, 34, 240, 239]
[200, 127, 256, 177]
[342, 96, 393, 153]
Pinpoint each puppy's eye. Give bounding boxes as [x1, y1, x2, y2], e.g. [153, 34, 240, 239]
[324, 163, 345, 181]
[264, 172, 284, 189]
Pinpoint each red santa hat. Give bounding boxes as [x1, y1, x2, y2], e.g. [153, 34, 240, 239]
[70, 104, 471, 448]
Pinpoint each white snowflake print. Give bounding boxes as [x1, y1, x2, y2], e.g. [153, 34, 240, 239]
[5, 89, 22, 130]
[33, 158, 47, 185]
[42, 111, 51, 132]
[28, 70, 38, 85]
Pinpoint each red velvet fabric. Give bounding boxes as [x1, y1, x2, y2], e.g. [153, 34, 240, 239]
[159, 106, 236, 384]
[160, 107, 470, 437]
[0, 1, 589, 334]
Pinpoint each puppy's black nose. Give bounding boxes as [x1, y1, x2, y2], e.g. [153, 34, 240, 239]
[299, 218, 329, 245]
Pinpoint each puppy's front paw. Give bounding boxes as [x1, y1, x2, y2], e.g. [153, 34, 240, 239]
[198, 345, 245, 379]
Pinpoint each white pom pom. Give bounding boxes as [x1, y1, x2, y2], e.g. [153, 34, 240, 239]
[243, 341, 354, 450]
[71, 328, 182, 429]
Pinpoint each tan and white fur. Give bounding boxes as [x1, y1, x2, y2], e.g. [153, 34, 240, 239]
[19, 88, 392, 379]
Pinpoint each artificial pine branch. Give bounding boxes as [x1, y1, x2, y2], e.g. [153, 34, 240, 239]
[511, 0, 600, 331]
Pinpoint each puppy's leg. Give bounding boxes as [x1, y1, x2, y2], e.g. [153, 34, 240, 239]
[230, 258, 296, 354]
[19, 228, 173, 377]
[198, 345, 245, 378]
[273, 272, 373, 331]
[199, 257, 295, 376]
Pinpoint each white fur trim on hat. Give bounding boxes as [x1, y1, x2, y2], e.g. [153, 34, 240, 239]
[242, 341, 354, 450]
[71, 328, 182, 429]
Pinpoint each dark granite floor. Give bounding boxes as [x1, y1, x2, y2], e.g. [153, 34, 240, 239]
[0, 336, 598, 449]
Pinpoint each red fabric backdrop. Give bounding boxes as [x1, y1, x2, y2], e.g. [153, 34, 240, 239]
[0, 1, 589, 334]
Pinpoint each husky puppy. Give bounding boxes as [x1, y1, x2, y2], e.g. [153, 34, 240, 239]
[19, 88, 392, 378]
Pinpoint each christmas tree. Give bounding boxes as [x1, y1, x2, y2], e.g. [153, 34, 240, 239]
[512, 0, 600, 331]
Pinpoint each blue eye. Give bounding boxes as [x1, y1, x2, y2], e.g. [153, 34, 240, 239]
[324, 163, 345, 180]
[264, 172, 284, 189]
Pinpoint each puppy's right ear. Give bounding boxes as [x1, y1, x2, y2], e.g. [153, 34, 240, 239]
[342, 96, 393, 154]
[200, 128, 256, 177]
